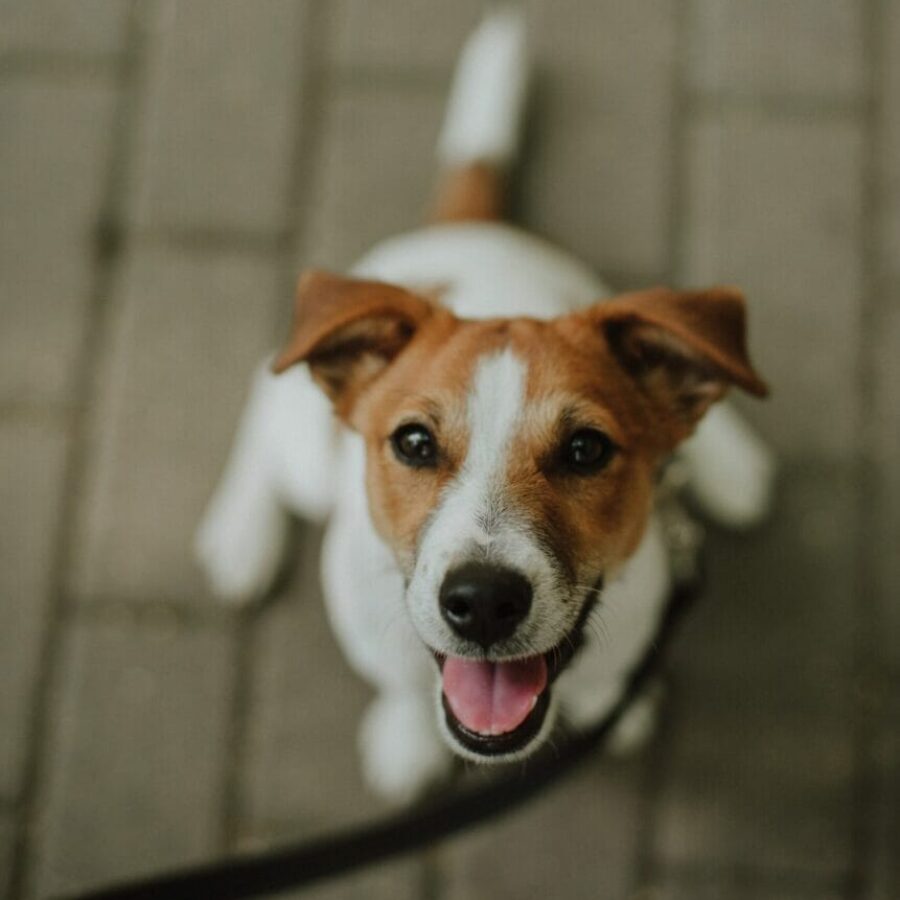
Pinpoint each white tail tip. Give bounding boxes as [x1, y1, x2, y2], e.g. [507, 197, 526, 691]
[437, 7, 529, 167]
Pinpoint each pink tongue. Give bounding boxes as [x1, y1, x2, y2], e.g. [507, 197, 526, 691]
[442, 655, 548, 736]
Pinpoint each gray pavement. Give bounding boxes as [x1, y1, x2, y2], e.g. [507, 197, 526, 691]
[1, 1, 898, 898]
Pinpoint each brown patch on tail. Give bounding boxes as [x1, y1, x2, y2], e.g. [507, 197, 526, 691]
[431, 162, 506, 223]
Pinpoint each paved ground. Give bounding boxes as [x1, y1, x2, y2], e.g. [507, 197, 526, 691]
[1, 1, 898, 898]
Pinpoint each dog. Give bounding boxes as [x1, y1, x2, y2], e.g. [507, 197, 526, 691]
[196, 9, 774, 803]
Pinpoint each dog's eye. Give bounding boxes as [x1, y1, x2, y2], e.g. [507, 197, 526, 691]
[563, 428, 617, 473]
[391, 423, 438, 468]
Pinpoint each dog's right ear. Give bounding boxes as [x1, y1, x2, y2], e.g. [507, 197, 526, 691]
[273, 270, 438, 415]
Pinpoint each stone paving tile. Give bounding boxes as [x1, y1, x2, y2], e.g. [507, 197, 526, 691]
[650, 698, 855, 880]
[440, 755, 646, 900]
[69, 244, 280, 605]
[0, 0, 130, 58]
[867, 696, 900, 900]
[521, 0, 677, 278]
[30, 614, 234, 898]
[649, 465, 858, 879]
[682, 110, 864, 461]
[670, 463, 856, 716]
[686, 0, 865, 100]
[637, 875, 842, 900]
[0, 81, 116, 407]
[128, 0, 307, 235]
[298, 84, 444, 270]
[329, 0, 489, 70]
[0, 418, 68, 805]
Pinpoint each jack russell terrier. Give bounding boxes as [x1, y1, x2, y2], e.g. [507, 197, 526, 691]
[196, 10, 774, 803]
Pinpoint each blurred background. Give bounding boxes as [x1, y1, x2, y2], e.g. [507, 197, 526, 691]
[1, 1, 898, 898]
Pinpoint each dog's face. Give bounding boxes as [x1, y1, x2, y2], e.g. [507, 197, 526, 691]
[275, 271, 767, 761]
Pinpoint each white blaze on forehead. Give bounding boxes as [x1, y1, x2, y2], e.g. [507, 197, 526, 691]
[415, 348, 527, 569]
[463, 348, 527, 513]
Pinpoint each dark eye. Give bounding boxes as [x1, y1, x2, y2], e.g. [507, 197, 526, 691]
[563, 428, 617, 473]
[391, 423, 438, 468]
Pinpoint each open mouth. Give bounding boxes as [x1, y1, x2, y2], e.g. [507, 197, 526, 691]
[433, 592, 598, 758]
[437, 652, 553, 756]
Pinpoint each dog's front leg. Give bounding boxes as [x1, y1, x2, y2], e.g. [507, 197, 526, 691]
[358, 689, 454, 804]
[196, 361, 337, 603]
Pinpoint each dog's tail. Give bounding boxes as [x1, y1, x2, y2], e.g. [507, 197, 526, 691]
[431, 7, 528, 223]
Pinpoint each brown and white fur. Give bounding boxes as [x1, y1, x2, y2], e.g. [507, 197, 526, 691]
[196, 10, 774, 803]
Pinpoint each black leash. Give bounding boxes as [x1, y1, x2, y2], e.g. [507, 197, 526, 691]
[57, 572, 699, 900]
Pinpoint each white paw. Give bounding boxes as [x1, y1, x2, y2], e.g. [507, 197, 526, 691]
[194, 480, 288, 604]
[606, 681, 664, 757]
[359, 693, 453, 804]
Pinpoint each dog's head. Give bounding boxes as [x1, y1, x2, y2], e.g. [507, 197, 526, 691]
[274, 270, 767, 761]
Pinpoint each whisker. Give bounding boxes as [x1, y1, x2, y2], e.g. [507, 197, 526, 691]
[585, 619, 604, 645]
[545, 732, 561, 760]
[586, 609, 611, 648]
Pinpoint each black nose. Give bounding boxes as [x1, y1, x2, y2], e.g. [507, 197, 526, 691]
[439, 562, 533, 649]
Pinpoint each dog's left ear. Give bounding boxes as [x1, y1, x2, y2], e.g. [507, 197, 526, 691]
[587, 286, 768, 436]
[273, 270, 438, 416]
